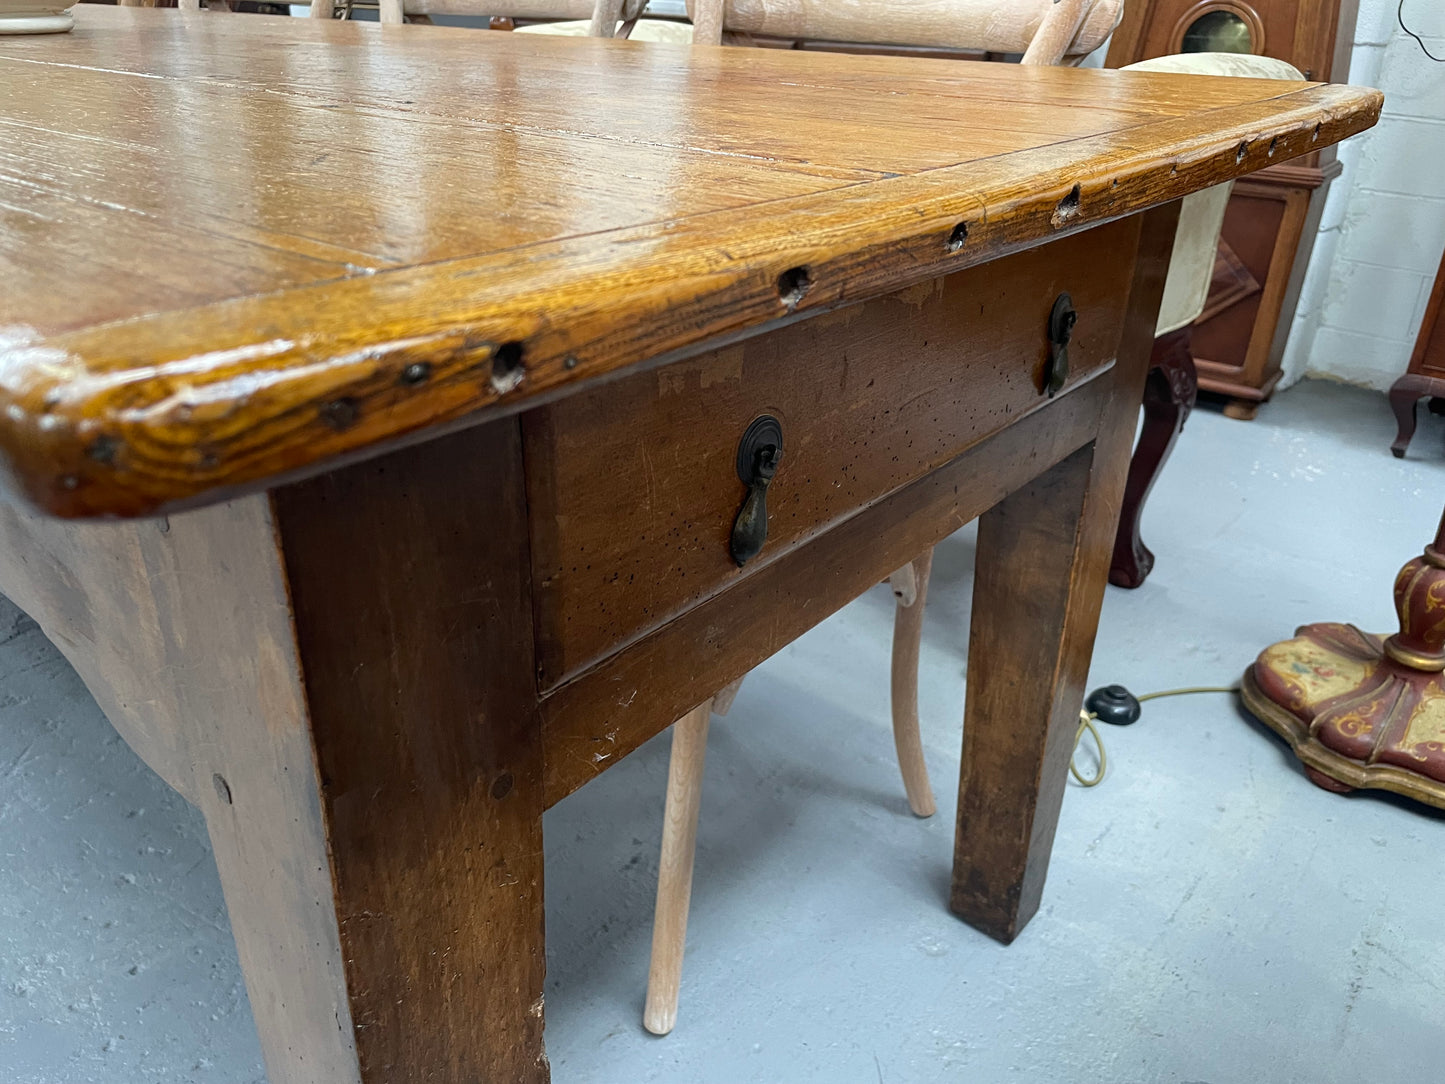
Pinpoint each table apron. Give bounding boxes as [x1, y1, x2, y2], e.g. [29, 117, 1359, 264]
[538, 366, 1114, 808]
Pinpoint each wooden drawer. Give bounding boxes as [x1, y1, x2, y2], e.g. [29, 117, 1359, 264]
[523, 217, 1141, 690]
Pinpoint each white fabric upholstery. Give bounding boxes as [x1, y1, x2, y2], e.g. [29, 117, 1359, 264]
[1123, 53, 1306, 335]
[516, 17, 694, 42]
[684, 0, 1122, 57]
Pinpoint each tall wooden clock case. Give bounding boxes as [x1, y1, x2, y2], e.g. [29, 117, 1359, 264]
[1107, 0, 1359, 417]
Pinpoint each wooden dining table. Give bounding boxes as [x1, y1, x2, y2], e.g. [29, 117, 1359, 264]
[0, 7, 1379, 1082]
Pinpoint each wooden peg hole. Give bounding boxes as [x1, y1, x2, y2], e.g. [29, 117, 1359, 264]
[1051, 185, 1081, 228]
[491, 341, 526, 393]
[776, 266, 813, 309]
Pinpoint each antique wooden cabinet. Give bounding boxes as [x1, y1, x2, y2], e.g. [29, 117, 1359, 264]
[1107, 0, 1360, 417]
[1389, 249, 1445, 457]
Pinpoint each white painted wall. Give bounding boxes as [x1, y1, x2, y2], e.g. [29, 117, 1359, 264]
[1280, 0, 1445, 390]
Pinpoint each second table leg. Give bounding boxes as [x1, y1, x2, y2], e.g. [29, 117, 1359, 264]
[950, 444, 1111, 943]
[949, 203, 1179, 944]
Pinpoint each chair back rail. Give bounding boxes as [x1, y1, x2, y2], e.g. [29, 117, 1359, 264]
[687, 0, 1121, 58]
[366, 0, 644, 30]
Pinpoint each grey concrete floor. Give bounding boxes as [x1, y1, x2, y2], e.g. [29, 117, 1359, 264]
[3, 378, 1443, 1083]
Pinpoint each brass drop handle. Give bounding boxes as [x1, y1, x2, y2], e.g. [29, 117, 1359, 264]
[1045, 292, 1077, 398]
[730, 415, 784, 568]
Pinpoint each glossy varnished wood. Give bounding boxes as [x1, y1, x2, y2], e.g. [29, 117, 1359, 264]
[0, 7, 1379, 517]
[0, 14, 1384, 1079]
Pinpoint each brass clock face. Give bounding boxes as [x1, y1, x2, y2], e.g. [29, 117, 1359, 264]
[1181, 9, 1256, 53]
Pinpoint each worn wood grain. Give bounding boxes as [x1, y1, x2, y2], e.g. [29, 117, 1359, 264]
[0, 7, 1379, 518]
[0, 495, 362, 1084]
[540, 359, 1122, 808]
[271, 421, 548, 1084]
[524, 219, 1138, 687]
[0, 420, 551, 1083]
[950, 203, 1179, 943]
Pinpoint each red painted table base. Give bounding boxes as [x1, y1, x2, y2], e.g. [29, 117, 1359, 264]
[1242, 507, 1445, 808]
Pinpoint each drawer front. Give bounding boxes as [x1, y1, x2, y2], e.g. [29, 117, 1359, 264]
[524, 216, 1140, 689]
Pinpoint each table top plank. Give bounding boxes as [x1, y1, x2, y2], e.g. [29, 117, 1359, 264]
[0, 7, 1381, 517]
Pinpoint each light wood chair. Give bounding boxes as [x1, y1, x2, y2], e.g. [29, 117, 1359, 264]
[642, 0, 1124, 1038]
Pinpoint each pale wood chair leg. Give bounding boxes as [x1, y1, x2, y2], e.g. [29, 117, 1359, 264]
[1020, 0, 1089, 65]
[643, 699, 713, 1036]
[889, 548, 937, 817]
[710, 674, 745, 716]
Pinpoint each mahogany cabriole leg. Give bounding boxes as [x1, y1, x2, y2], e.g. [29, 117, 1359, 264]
[0, 418, 549, 1084]
[1388, 373, 1445, 459]
[951, 203, 1179, 944]
[890, 548, 937, 817]
[1391, 383, 1420, 458]
[643, 699, 713, 1037]
[1109, 327, 1198, 589]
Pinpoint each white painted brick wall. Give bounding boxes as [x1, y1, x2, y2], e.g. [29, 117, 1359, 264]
[1280, 0, 1445, 391]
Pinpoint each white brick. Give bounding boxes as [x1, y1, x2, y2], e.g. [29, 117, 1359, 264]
[1338, 191, 1445, 273]
[1354, 0, 1400, 45]
[1284, 22, 1445, 394]
[1314, 138, 1362, 234]
[1414, 270, 1439, 332]
[1305, 326, 1415, 390]
[1279, 224, 1340, 388]
[1346, 41, 1386, 84]
[1279, 306, 1323, 389]
[1319, 260, 1430, 338]
[1377, 29, 1445, 120]
[1296, 225, 1343, 326]
[1350, 117, 1445, 200]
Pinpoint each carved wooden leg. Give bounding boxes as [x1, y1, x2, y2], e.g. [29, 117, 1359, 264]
[643, 700, 713, 1037]
[890, 549, 937, 817]
[0, 420, 550, 1084]
[950, 204, 1177, 944]
[1109, 327, 1197, 589]
[1389, 374, 1439, 459]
